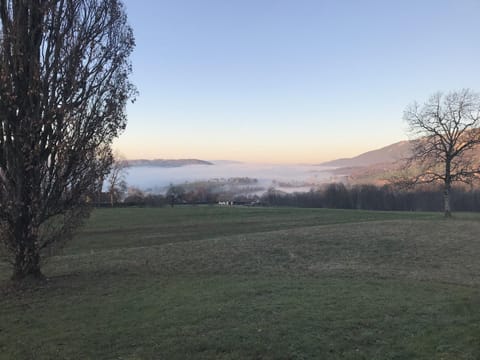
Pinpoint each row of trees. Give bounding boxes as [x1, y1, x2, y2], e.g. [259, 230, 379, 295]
[98, 184, 256, 207]
[103, 176, 265, 207]
[263, 183, 480, 212]
[100, 182, 480, 213]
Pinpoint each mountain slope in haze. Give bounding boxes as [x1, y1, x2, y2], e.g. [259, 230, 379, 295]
[319, 140, 414, 185]
[320, 141, 412, 168]
[127, 159, 213, 167]
[321, 138, 480, 185]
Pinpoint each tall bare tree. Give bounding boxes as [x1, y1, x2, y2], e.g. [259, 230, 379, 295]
[403, 89, 480, 217]
[0, 0, 135, 280]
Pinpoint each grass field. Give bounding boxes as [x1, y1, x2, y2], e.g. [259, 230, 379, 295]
[1, 207, 480, 359]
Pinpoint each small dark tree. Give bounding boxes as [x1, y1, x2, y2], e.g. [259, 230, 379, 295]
[107, 153, 128, 206]
[403, 89, 480, 217]
[166, 184, 185, 207]
[124, 186, 145, 205]
[0, 0, 135, 280]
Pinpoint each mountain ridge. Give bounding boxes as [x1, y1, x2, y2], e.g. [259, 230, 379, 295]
[319, 140, 412, 168]
[127, 159, 213, 168]
[317, 140, 415, 185]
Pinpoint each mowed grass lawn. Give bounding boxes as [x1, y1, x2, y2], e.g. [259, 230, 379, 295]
[1, 207, 480, 359]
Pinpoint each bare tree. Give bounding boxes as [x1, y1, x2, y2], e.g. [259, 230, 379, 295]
[107, 152, 128, 206]
[402, 89, 480, 217]
[0, 0, 135, 280]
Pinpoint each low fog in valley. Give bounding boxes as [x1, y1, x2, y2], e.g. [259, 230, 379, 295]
[125, 162, 337, 194]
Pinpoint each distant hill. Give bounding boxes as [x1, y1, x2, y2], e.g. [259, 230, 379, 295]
[318, 140, 414, 185]
[320, 141, 412, 168]
[209, 160, 244, 165]
[320, 138, 480, 185]
[127, 159, 213, 168]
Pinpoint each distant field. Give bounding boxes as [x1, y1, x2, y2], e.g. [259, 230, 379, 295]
[1, 207, 480, 359]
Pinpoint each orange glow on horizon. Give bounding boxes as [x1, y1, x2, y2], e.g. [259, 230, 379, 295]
[113, 140, 398, 164]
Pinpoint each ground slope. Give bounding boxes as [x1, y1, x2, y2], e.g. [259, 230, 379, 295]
[1, 207, 479, 359]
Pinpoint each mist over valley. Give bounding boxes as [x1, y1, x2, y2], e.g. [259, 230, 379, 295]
[122, 140, 415, 195]
[125, 161, 337, 194]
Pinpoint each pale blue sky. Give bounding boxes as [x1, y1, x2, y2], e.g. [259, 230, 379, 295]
[116, 0, 480, 163]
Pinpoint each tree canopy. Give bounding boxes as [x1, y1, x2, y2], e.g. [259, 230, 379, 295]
[402, 89, 480, 217]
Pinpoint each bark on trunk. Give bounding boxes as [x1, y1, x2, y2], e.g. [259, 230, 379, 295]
[444, 159, 452, 218]
[11, 217, 44, 281]
[443, 186, 452, 218]
[12, 246, 43, 281]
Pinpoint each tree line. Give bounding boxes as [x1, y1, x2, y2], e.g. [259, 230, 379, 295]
[98, 182, 480, 213]
[261, 183, 480, 212]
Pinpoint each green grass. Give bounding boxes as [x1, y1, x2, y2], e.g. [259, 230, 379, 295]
[1, 207, 480, 359]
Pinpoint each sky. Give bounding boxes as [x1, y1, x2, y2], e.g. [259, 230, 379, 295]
[115, 0, 480, 164]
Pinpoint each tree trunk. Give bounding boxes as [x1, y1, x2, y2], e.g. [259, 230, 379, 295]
[444, 159, 452, 218]
[11, 216, 44, 281]
[443, 186, 452, 218]
[12, 245, 43, 281]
